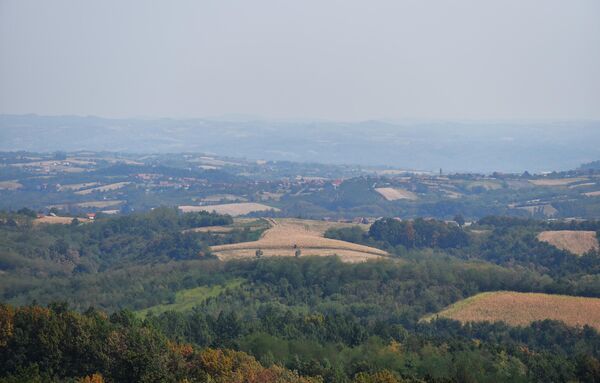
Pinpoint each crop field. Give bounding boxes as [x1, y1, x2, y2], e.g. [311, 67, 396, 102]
[211, 218, 387, 263]
[33, 215, 77, 225]
[465, 180, 502, 191]
[537, 230, 599, 255]
[529, 177, 589, 186]
[57, 182, 100, 192]
[515, 204, 558, 217]
[179, 202, 280, 216]
[200, 194, 247, 203]
[424, 291, 600, 331]
[48, 200, 125, 209]
[185, 218, 270, 234]
[0, 180, 22, 190]
[569, 182, 597, 189]
[187, 226, 236, 233]
[375, 187, 418, 201]
[136, 278, 244, 317]
[74, 182, 130, 195]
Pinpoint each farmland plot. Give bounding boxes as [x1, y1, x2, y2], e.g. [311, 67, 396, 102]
[424, 291, 600, 331]
[74, 182, 130, 195]
[211, 218, 387, 263]
[375, 187, 417, 201]
[537, 230, 599, 255]
[179, 202, 279, 216]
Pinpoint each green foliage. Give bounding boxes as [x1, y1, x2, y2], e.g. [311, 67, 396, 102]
[368, 218, 469, 249]
[0, 303, 318, 383]
[4, 211, 600, 381]
[136, 278, 244, 317]
[324, 226, 367, 243]
[134, 257, 600, 382]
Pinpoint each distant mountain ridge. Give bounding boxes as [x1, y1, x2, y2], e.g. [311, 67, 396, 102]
[1, 114, 599, 173]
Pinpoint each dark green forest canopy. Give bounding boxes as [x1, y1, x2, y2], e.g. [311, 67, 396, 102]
[2, 209, 600, 381]
[3, 258, 600, 382]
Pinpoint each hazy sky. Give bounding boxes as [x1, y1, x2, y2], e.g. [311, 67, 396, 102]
[1, 0, 599, 120]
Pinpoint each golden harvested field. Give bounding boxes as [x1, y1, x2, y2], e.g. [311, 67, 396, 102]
[466, 180, 502, 191]
[0, 180, 23, 190]
[33, 216, 78, 225]
[569, 182, 596, 189]
[537, 230, 599, 255]
[48, 200, 124, 209]
[211, 218, 387, 263]
[65, 158, 96, 166]
[57, 182, 100, 192]
[529, 177, 588, 186]
[186, 226, 236, 233]
[375, 187, 417, 201]
[11, 161, 88, 173]
[76, 200, 124, 208]
[200, 194, 247, 203]
[425, 291, 600, 331]
[258, 191, 285, 201]
[179, 203, 279, 216]
[74, 182, 130, 195]
[515, 204, 558, 217]
[185, 218, 269, 234]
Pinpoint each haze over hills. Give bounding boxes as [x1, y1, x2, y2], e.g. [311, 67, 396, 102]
[1, 114, 599, 174]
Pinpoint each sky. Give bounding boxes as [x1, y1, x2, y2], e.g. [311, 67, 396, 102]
[1, 0, 599, 121]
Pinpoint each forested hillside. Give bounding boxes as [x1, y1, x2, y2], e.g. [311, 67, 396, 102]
[3, 208, 600, 381]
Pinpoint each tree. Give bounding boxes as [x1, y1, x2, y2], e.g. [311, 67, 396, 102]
[353, 370, 403, 383]
[453, 214, 465, 227]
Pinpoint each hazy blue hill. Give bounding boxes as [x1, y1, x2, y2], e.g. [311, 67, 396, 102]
[1, 114, 599, 173]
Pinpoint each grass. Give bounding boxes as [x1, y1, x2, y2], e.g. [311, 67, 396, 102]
[422, 292, 496, 322]
[178, 203, 280, 216]
[136, 278, 244, 317]
[374, 187, 418, 201]
[537, 230, 599, 255]
[423, 291, 600, 330]
[211, 218, 387, 263]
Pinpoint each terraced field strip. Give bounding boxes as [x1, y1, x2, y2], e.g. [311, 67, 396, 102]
[48, 200, 125, 209]
[136, 278, 244, 317]
[211, 218, 387, 263]
[537, 230, 599, 255]
[375, 187, 418, 201]
[57, 182, 100, 192]
[529, 177, 589, 186]
[74, 182, 131, 195]
[179, 202, 279, 216]
[33, 216, 77, 225]
[0, 180, 23, 190]
[424, 291, 600, 331]
[184, 218, 270, 234]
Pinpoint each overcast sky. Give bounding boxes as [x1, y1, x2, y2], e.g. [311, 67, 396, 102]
[1, 0, 599, 121]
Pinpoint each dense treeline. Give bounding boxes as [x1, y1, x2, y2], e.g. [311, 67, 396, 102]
[471, 216, 600, 279]
[0, 208, 249, 276]
[368, 218, 469, 249]
[477, 215, 600, 232]
[0, 303, 320, 383]
[4, 212, 600, 381]
[139, 257, 600, 382]
[325, 218, 469, 251]
[326, 216, 600, 281]
[4, 256, 600, 382]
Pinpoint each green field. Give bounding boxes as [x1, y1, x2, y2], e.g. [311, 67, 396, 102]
[136, 278, 244, 317]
